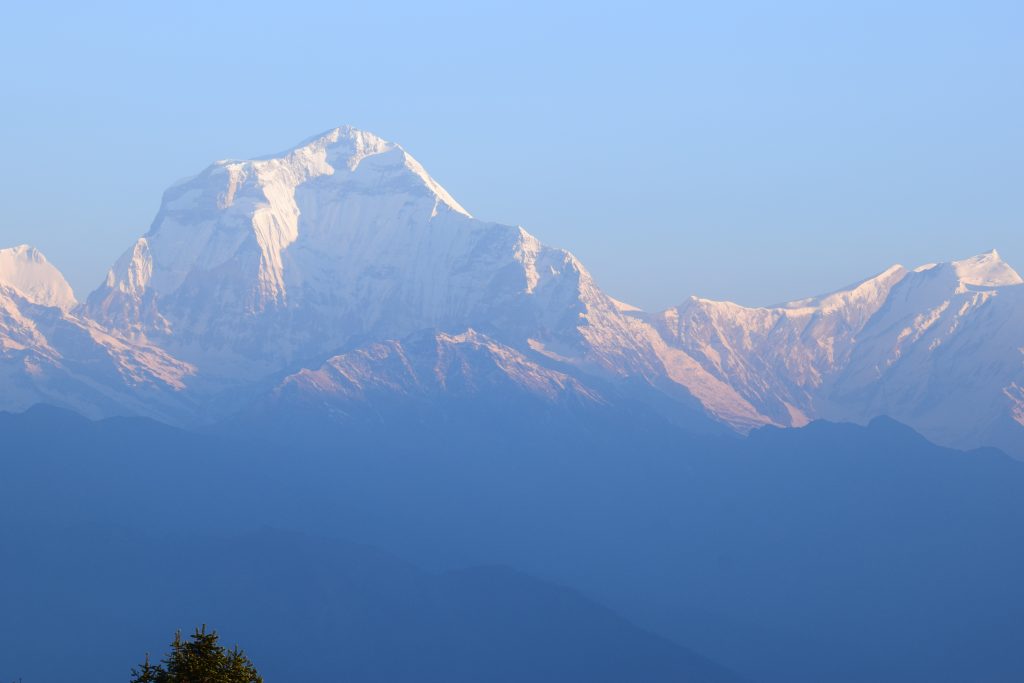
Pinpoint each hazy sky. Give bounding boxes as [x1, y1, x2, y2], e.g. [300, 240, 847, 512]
[1, 1, 1021, 310]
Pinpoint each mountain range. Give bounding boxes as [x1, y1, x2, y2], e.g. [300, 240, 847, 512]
[2, 126, 1022, 453]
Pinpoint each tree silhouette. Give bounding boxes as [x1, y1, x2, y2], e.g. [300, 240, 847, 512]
[130, 625, 262, 683]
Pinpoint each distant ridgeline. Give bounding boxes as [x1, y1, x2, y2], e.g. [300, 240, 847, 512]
[2, 406, 1024, 682]
[0, 127, 1022, 454]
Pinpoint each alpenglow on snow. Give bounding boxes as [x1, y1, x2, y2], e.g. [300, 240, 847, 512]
[1, 127, 1022, 454]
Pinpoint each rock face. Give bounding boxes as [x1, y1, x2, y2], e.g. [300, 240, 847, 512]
[2, 127, 1023, 453]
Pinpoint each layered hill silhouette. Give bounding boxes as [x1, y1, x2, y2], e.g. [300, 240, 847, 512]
[0, 523, 737, 683]
[3, 405, 1024, 682]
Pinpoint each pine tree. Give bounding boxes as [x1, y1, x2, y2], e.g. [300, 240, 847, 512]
[129, 653, 161, 683]
[130, 626, 263, 683]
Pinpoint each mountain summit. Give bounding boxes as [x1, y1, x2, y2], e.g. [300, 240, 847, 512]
[0, 245, 77, 311]
[84, 126, 645, 383]
[946, 249, 1022, 288]
[2, 127, 1022, 454]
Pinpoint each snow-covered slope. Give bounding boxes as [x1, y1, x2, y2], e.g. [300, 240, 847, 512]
[0, 249, 193, 420]
[0, 245, 77, 311]
[5, 126, 1023, 454]
[647, 250, 1024, 454]
[85, 127, 660, 383]
[822, 251, 1024, 452]
[649, 264, 910, 426]
[268, 328, 606, 422]
[81, 126, 727, 428]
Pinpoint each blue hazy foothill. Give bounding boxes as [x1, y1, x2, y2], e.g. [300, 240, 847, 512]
[2, 405, 1023, 682]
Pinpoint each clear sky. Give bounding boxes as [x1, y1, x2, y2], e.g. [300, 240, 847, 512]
[1, 1, 1021, 310]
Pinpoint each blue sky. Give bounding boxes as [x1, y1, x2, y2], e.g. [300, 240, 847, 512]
[1, 1, 1021, 309]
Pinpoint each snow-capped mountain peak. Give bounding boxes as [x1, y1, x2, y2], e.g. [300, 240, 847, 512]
[0, 245, 77, 311]
[911, 249, 1022, 288]
[6, 126, 1024, 457]
[84, 126, 629, 381]
[949, 249, 1023, 288]
[229, 125, 470, 217]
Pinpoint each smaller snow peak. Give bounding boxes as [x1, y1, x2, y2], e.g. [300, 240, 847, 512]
[111, 238, 154, 294]
[517, 225, 539, 244]
[9, 244, 43, 262]
[0, 244, 77, 310]
[1, 244, 40, 265]
[949, 249, 1022, 288]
